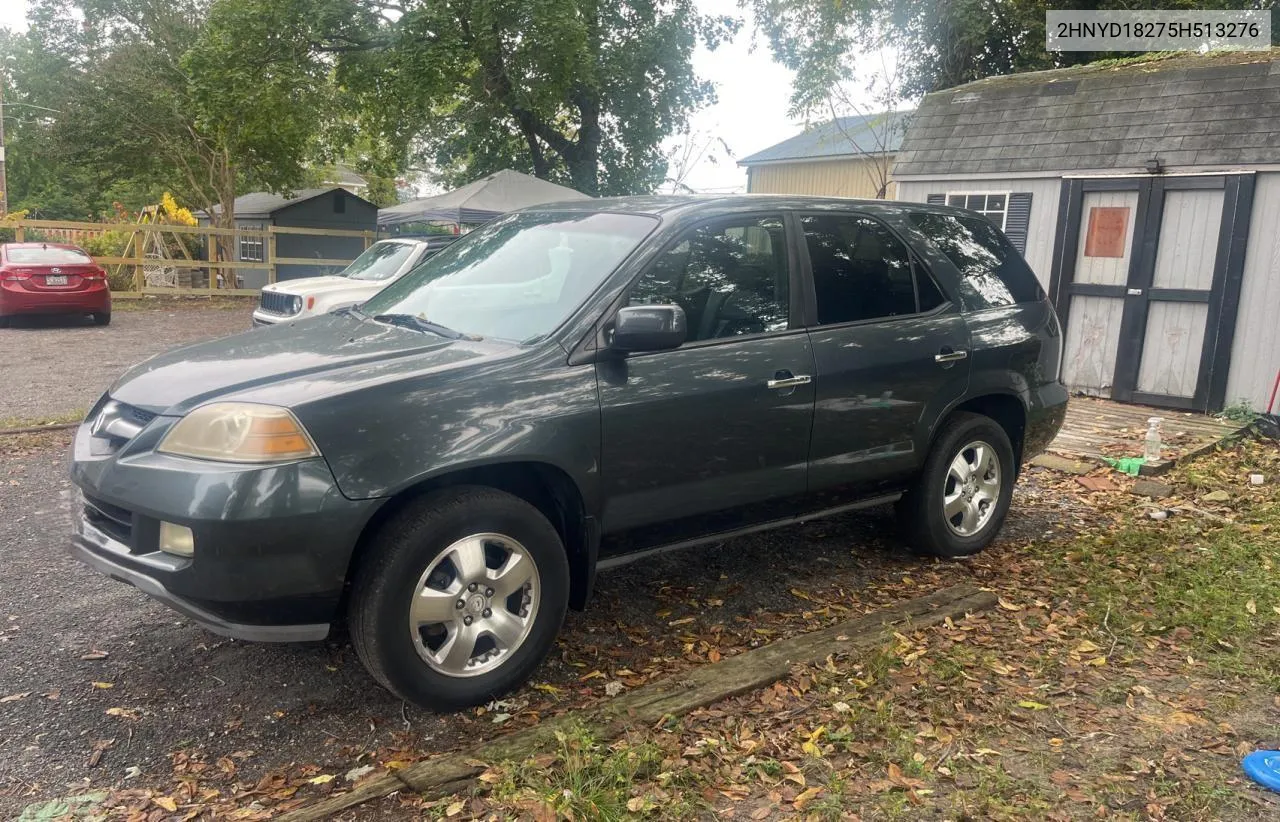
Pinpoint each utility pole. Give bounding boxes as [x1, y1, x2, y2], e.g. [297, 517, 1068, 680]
[0, 76, 8, 216]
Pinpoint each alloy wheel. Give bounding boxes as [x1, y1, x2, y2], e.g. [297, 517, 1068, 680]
[408, 532, 540, 677]
[943, 440, 1001, 537]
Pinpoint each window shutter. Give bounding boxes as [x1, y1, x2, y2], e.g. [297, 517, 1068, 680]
[926, 194, 945, 205]
[1004, 192, 1033, 254]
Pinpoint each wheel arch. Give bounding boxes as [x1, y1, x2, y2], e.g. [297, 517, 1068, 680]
[343, 460, 597, 614]
[934, 392, 1028, 467]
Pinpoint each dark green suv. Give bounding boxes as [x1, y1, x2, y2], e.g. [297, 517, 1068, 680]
[70, 196, 1067, 710]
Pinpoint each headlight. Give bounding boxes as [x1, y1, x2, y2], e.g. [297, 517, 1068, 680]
[157, 403, 319, 463]
[290, 295, 303, 314]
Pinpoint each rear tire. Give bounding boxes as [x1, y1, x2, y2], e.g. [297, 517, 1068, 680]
[93, 312, 111, 326]
[897, 412, 1015, 558]
[0, 316, 9, 328]
[349, 487, 570, 711]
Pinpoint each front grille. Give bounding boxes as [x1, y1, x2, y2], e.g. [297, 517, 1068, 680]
[83, 493, 133, 547]
[86, 399, 155, 455]
[119, 404, 156, 427]
[259, 291, 299, 316]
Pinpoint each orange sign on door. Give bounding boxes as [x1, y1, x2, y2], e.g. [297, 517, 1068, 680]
[1084, 206, 1129, 258]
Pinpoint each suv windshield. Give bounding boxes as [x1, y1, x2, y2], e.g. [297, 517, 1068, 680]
[362, 211, 657, 342]
[342, 241, 421, 282]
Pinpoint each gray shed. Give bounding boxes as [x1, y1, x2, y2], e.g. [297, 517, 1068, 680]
[203, 187, 378, 287]
[893, 50, 1280, 413]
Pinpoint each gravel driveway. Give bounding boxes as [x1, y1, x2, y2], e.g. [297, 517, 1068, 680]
[0, 425, 1093, 819]
[0, 301, 252, 424]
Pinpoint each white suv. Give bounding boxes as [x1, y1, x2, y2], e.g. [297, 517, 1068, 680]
[251, 236, 458, 326]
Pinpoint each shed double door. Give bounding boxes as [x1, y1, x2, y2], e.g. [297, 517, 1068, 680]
[1051, 175, 1254, 412]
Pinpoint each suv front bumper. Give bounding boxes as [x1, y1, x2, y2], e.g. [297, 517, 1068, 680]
[69, 416, 380, 641]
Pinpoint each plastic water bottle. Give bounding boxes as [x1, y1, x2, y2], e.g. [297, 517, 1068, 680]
[1144, 417, 1163, 464]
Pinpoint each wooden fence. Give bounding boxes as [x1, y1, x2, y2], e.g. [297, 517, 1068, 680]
[4, 218, 375, 297]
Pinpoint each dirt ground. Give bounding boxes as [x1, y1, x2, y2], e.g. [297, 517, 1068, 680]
[0, 299, 253, 424]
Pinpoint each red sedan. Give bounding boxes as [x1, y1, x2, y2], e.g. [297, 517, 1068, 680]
[0, 242, 112, 327]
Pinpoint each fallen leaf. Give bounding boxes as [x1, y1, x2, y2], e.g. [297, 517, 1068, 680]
[153, 796, 178, 812]
[626, 797, 647, 812]
[445, 799, 465, 817]
[997, 598, 1024, 612]
[1018, 700, 1051, 711]
[308, 774, 335, 785]
[79, 650, 109, 660]
[1246, 600, 1257, 615]
[793, 786, 823, 810]
[1, 692, 30, 703]
[91, 682, 114, 689]
[345, 765, 375, 783]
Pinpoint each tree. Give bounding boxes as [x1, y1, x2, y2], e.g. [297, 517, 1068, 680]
[11, 0, 338, 237]
[749, 0, 1276, 102]
[335, 0, 737, 196]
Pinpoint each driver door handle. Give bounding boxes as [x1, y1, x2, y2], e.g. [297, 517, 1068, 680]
[767, 373, 812, 390]
[935, 348, 968, 364]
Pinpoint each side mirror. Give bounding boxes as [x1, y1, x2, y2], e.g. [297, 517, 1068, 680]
[608, 304, 687, 353]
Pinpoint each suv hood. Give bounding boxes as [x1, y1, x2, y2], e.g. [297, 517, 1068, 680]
[263, 276, 378, 297]
[109, 313, 513, 415]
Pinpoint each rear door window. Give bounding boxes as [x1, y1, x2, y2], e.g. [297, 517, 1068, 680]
[908, 212, 1043, 307]
[799, 214, 946, 324]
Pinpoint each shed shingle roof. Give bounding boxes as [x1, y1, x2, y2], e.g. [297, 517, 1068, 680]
[208, 186, 376, 219]
[894, 50, 1280, 177]
[738, 111, 910, 166]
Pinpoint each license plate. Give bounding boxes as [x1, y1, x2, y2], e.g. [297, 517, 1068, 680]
[45, 275, 67, 286]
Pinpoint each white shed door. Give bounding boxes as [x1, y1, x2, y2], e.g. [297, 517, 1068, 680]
[1133, 189, 1223, 398]
[1060, 190, 1139, 396]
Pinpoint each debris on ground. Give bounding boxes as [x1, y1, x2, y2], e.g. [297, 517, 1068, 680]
[1132, 478, 1175, 498]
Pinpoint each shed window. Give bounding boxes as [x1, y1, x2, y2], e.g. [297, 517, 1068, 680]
[945, 192, 1009, 230]
[238, 224, 265, 262]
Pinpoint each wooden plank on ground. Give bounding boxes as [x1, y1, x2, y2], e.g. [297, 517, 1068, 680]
[276, 583, 995, 822]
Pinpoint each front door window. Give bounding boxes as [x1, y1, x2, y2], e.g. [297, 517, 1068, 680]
[628, 216, 790, 341]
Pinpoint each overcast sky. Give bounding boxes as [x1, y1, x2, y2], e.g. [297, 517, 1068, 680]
[0, 0, 813, 194]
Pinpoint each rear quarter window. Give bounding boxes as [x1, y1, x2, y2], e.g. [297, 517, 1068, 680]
[908, 212, 1043, 308]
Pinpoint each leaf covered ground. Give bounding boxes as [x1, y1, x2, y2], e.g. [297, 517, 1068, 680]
[10, 437, 1279, 821]
[404, 437, 1280, 821]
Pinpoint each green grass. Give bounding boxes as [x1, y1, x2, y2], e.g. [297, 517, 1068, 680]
[490, 725, 700, 820]
[0, 408, 86, 430]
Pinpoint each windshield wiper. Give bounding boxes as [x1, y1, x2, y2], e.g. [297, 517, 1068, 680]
[372, 313, 467, 340]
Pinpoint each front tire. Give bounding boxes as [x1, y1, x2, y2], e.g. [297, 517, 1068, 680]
[349, 487, 570, 711]
[898, 412, 1015, 558]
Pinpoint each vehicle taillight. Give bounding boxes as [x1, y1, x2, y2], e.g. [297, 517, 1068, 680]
[0, 266, 33, 281]
[84, 267, 107, 281]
